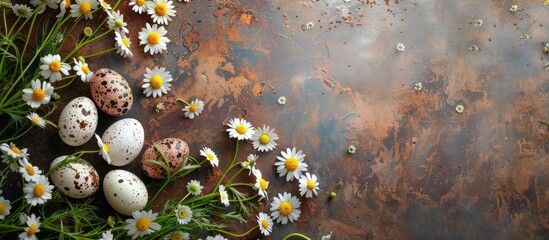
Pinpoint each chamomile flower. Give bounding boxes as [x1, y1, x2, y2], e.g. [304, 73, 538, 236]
[347, 145, 356, 154]
[226, 118, 255, 140]
[414, 82, 423, 91]
[125, 210, 161, 239]
[277, 96, 286, 105]
[18, 213, 40, 240]
[0, 197, 11, 220]
[269, 192, 301, 224]
[114, 31, 133, 58]
[23, 175, 54, 206]
[138, 23, 170, 55]
[455, 104, 464, 113]
[22, 79, 54, 108]
[18, 158, 43, 182]
[99, 230, 114, 240]
[142, 66, 173, 98]
[12, 4, 33, 18]
[257, 213, 273, 236]
[73, 58, 93, 82]
[107, 10, 128, 33]
[299, 172, 319, 198]
[39, 54, 70, 82]
[56, 0, 70, 18]
[396, 43, 405, 52]
[186, 180, 203, 196]
[98, 0, 111, 12]
[155, 102, 165, 112]
[70, 0, 98, 20]
[129, 0, 146, 13]
[183, 99, 204, 119]
[26, 113, 46, 128]
[205, 235, 228, 240]
[95, 134, 111, 164]
[30, 0, 59, 14]
[241, 154, 257, 175]
[0, 142, 29, 159]
[474, 19, 483, 27]
[164, 231, 189, 240]
[174, 205, 192, 224]
[200, 147, 218, 167]
[510, 4, 518, 12]
[275, 147, 308, 182]
[146, 0, 176, 25]
[253, 169, 269, 201]
[251, 125, 279, 152]
[306, 21, 314, 29]
[219, 185, 230, 207]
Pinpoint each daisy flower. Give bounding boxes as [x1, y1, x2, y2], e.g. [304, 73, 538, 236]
[39, 54, 70, 82]
[98, 0, 111, 12]
[205, 235, 228, 240]
[22, 79, 54, 108]
[219, 185, 229, 207]
[95, 134, 111, 164]
[396, 43, 405, 52]
[26, 113, 46, 128]
[107, 10, 128, 33]
[186, 179, 203, 196]
[277, 96, 286, 105]
[200, 147, 218, 167]
[146, 0, 176, 25]
[0, 196, 11, 220]
[124, 210, 162, 240]
[23, 175, 54, 206]
[99, 230, 114, 240]
[226, 118, 255, 140]
[70, 0, 98, 20]
[18, 213, 40, 240]
[114, 31, 133, 58]
[299, 172, 319, 198]
[0, 142, 29, 160]
[30, 0, 59, 14]
[182, 99, 204, 119]
[18, 158, 43, 182]
[455, 104, 464, 113]
[347, 145, 356, 154]
[269, 192, 301, 224]
[138, 23, 170, 55]
[164, 231, 190, 240]
[241, 154, 257, 175]
[251, 125, 279, 152]
[274, 147, 308, 182]
[12, 4, 33, 18]
[257, 213, 273, 236]
[129, 0, 146, 14]
[174, 205, 192, 224]
[142, 66, 173, 98]
[73, 58, 93, 82]
[253, 169, 269, 201]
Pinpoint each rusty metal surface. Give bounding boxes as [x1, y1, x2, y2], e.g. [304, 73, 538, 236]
[13, 0, 549, 239]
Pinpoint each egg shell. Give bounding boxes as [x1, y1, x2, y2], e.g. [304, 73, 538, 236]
[141, 138, 189, 179]
[58, 97, 98, 146]
[103, 169, 148, 216]
[102, 118, 144, 166]
[90, 68, 133, 116]
[49, 156, 99, 199]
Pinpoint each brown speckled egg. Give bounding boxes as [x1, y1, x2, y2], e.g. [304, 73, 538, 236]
[90, 68, 133, 116]
[141, 138, 189, 179]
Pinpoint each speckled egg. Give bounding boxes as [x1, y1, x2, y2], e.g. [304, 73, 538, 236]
[101, 118, 144, 166]
[58, 97, 98, 146]
[49, 156, 99, 199]
[103, 169, 148, 216]
[90, 68, 133, 116]
[141, 138, 190, 179]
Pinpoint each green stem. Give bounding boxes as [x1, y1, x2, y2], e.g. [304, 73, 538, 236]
[146, 180, 170, 209]
[19, 11, 39, 72]
[0, 125, 32, 143]
[282, 233, 312, 240]
[2, 8, 7, 35]
[226, 183, 254, 188]
[7, 16, 20, 37]
[82, 47, 117, 59]
[214, 226, 258, 238]
[215, 140, 239, 192]
[178, 192, 191, 205]
[174, 98, 190, 106]
[55, 76, 77, 90]
[225, 167, 245, 185]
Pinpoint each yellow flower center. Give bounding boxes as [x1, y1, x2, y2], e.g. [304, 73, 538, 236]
[189, 104, 198, 112]
[102, 143, 109, 153]
[206, 153, 214, 161]
[26, 165, 35, 176]
[261, 219, 269, 229]
[235, 125, 247, 134]
[49, 61, 61, 72]
[259, 178, 267, 190]
[27, 224, 37, 236]
[81, 65, 89, 74]
[136, 217, 151, 231]
[155, 3, 167, 16]
[147, 32, 160, 45]
[306, 180, 315, 190]
[115, 19, 124, 28]
[11, 146, 21, 154]
[259, 134, 270, 144]
[150, 75, 163, 89]
[64, 0, 71, 8]
[221, 192, 227, 200]
[32, 117, 42, 125]
[79, 1, 91, 15]
[122, 38, 130, 47]
[171, 232, 184, 240]
[34, 184, 45, 197]
[285, 157, 298, 171]
[136, 0, 145, 6]
[278, 201, 292, 216]
[32, 89, 45, 101]
[177, 209, 188, 219]
[0, 202, 5, 214]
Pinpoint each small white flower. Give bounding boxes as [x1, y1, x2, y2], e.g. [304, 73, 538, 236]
[396, 43, 405, 52]
[182, 99, 204, 119]
[18, 158, 43, 182]
[299, 172, 319, 198]
[253, 169, 269, 201]
[219, 185, 230, 207]
[129, 0, 147, 13]
[98, 0, 111, 12]
[175, 205, 193, 224]
[455, 104, 464, 113]
[138, 23, 170, 55]
[40, 54, 71, 82]
[306, 21, 314, 29]
[347, 145, 356, 154]
[73, 58, 93, 82]
[18, 213, 40, 240]
[414, 82, 423, 91]
[22, 79, 54, 108]
[200, 147, 219, 167]
[142, 66, 173, 98]
[257, 212, 273, 236]
[107, 10, 128, 34]
[30, 0, 59, 14]
[474, 19, 483, 27]
[186, 179, 203, 196]
[99, 230, 114, 240]
[0, 142, 29, 160]
[23, 175, 54, 206]
[274, 147, 308, 181]
[241, 154, 257, 175]
[27, 113, 46, 128]
[164, 231, 190, 240]
[124, 210, 162, 239]
[114, 31, 133, 58]
[269, 192, 301, 224]
[155, 102, 165, 112]
[322, 231, 333, 240]
[0, 196, 11, 220]
[277, 96, 286, 105]
[95, 134, 111, 164]
[205, 235, 228, 240]
[510, 4, 518, 12]
[146, 0, 176, 25]
[12, 4, 33, 18]
[251, 125, 279, 152]
[226, 118, 255, 140]
[70, 0, 98, 20]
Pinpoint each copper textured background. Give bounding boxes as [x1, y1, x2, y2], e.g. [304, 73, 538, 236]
[11, 0, 549, 239]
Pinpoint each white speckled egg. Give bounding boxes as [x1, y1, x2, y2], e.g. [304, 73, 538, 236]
[90, 68, 133, 116]
[49, 156, 100, 199]
[58, 97, 98, 146]
[103, 169, 148, 216]
[101, 118, 144, 166]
